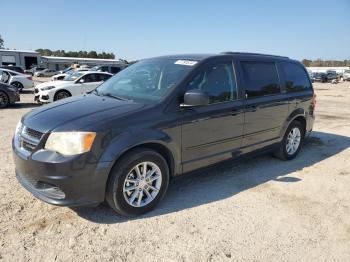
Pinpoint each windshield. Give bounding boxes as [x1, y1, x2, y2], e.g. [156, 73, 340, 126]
[63, 71, 84, 81]
[96, 58, 197, 103]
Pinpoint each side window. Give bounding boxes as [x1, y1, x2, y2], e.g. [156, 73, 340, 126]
[186, 62, 237, 104]
[101, 66, 109, 72]
[281, 62, 311, 92]
[241, 61, 280, 98]
[82, 74, 98, 83]
[110, 67, 121, 74]
[98, 74, 112, 82]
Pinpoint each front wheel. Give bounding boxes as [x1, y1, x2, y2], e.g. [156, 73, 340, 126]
[54, 90, 71, 101]
[274, 120, 304, 160]
[0, 91, 9, 108]
[106, 148, 170, 217]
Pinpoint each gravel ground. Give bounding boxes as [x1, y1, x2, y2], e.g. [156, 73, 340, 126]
[0, 81, 350, 261]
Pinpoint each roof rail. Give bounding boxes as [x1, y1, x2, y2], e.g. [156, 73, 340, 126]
[220, 52, 289, 59]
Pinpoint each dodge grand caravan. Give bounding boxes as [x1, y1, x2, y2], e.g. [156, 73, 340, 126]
[13, 52, 315, 216]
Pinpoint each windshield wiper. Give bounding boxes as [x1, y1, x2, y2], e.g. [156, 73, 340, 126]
[101, 92, 128, 101]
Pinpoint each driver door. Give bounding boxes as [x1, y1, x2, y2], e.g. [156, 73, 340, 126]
[181, 60, 244, 173]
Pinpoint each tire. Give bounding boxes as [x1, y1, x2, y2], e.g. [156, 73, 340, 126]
[11, 82, 24, 91]
[274, 120, 305, 160]
[54, 90, 71, 101]
[106, 148, 170, 217]
[0, 91, 9, 108]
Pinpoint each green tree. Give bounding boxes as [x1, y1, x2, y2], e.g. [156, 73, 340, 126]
[302, 59, 312, 67]
[35, 48, 116, 59]
[0, 34, 4, 49]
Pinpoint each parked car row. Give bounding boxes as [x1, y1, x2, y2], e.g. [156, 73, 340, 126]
[310, 70, 349, 83]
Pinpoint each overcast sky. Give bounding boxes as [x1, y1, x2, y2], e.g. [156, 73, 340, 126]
[2, 0, 350, 61]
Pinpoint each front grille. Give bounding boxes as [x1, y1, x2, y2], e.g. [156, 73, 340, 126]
[25, 127, 43, 140]
[15, 124, 44, 155]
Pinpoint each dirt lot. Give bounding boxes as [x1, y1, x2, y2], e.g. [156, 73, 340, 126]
[0, 81, 350, 261]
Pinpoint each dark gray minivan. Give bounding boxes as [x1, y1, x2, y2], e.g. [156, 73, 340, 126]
[13, 52, 316, 216]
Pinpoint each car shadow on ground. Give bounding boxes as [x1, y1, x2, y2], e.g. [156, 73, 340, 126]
[73, 131, 350, 224]
[10, 102, 39, 109]
[21, 90, 34, 94]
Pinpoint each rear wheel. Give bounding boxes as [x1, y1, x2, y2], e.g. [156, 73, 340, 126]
[11, 82, 24, 91]
[106, 148, 170, 217]
[274, 120, 304, 160]
[54, 90, 71, 101]
[0, 91, 9, 108]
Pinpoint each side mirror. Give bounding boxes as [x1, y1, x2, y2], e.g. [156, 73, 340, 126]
[77, 78, 85, 83]
[181, 89, 209, 107]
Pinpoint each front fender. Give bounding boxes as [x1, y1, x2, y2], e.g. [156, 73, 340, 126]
[95, 129, 180, 190]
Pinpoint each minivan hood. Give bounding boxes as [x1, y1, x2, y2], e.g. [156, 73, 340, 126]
[22, 94, 145, 133]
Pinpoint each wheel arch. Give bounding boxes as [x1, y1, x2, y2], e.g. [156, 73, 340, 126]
[109, 141, 175, 178]
[280, 109, 307, 139]
[54, 89, 72, 100]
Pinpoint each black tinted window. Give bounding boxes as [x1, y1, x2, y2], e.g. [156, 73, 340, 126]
[241, 61, 280, 98]
[110, 67, 121, 74]
[98, 74, 112, 81]
[83, 74, 98, 83]
[100, 66, 109, 72]
[281, 62, 311, 92]
[187, 62, 237, 104]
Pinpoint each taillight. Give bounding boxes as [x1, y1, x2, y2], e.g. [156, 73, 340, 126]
[27, 76, 32, 81]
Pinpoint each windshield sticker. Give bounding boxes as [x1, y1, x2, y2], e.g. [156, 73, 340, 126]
[174, 60, 198, 66]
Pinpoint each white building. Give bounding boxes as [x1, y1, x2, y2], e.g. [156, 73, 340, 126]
[307, 67, 350, 74]
[41, 56, 123, 70]
[0, 49, 40, 69]
[0, 49, 123, 70]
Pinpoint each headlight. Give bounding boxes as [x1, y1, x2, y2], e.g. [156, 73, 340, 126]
[41, 86, 55, 91]
[45, 132, 96, 156]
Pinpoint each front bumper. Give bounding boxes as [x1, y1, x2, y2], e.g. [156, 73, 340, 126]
[13, 141, 110, 207]
[34, 89, 52, 103]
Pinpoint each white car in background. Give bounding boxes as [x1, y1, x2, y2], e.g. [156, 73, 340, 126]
[34, 69, 57, 77]
[34, 71, 112, 103]
[51, 68, 90, 81]
[0, 68, 34, 91]
[343, 70, 350, 81]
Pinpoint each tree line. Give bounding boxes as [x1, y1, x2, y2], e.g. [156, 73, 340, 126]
[302, 59, 350, 67]
[35, 49, 115, 59]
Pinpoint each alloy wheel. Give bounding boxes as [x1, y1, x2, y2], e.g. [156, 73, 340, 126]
[123, 161, 162, 207]
[286, 127, 301, 155]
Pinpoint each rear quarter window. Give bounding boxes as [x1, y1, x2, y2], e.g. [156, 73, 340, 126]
[281, 62, 311, 92]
